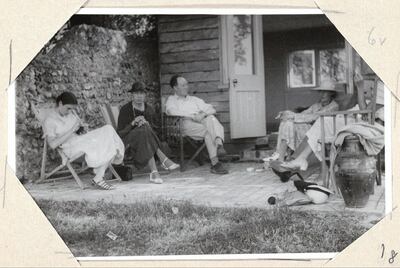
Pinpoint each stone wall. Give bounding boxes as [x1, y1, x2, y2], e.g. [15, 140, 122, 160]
[15, 24, 160, 181]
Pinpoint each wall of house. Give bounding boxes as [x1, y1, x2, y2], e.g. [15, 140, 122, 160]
[263, 26, 345, 131]
[157, 15, 233, 143]
[15, 24, 160, 181]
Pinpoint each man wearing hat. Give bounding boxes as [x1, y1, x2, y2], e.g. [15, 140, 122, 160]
[265, 79, 340, 162]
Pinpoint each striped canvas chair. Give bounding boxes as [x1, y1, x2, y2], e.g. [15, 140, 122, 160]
[100, 103, 120, 130]
[100, 102, 137, 165]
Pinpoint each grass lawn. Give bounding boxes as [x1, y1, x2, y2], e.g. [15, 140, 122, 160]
[37, 199, 368, 257]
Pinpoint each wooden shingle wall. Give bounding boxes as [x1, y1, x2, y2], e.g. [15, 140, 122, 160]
[158, 15, 232, 142]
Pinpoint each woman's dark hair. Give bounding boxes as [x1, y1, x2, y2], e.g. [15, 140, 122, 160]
[130, 81, 146, 93]
[329, 91, 337, 99]
[56, 92, 78, 106]
[169, 74, 182, 89]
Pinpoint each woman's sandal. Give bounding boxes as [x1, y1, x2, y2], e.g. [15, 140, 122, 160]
[280, 158, 308, 171]
[91, 179, 115, 190]
[161, 158, 180, 171]
[269, 161, 305, 183]
[263, 152, 280, 162]
[149, 171, 163, 184]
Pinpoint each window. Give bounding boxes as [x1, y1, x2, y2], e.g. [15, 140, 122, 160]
[319, 48, 347, 84]
[232, 15, 255, 75]
[287, 43, 353, 91]
[287, 50, 316, 88]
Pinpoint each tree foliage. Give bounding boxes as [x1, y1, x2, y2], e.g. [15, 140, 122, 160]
[43, 15, 157, 54]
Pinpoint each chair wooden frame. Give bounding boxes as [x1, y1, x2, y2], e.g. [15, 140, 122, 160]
[32, 102, 121, 189]
[318, 76, 382, 188]
[163, 115, 207, 172]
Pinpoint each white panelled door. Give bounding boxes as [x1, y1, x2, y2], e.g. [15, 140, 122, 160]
[226, 15, 266, 139]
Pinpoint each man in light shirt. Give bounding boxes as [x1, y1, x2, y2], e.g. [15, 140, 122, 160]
[165, 75, 228, 174]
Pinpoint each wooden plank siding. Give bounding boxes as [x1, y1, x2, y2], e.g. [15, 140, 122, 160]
[159, 28, 219, 43]
[158, 15, 233, 143]
[160, 50, 219, 64]
[161, 81, 221, 94]
[160, 60, 219, 74]
[158, 17, 218, 32]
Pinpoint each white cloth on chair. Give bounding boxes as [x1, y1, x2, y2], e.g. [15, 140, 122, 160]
[306, 103, 383, 161]
[333, 122, 385, 156]
[43, 109, 125, 168]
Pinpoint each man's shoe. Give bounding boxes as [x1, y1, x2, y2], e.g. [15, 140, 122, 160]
[210, 162, 228, 174]
[217, 146, 227, 157]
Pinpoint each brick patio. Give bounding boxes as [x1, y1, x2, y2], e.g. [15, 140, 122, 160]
[25, 161, 385, 227]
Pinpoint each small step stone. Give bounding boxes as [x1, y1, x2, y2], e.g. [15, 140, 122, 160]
[240, 148, 275, 162]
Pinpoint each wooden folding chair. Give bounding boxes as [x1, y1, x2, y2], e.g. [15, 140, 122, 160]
[318, 76, 382, 188]
[32, 102, 121, 189]
[163, 115, 207, 172]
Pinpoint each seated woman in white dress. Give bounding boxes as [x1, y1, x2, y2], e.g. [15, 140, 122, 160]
[43, 92, 125, 190]
[265, 80, 339, 162]
[280, 74, 384, 171]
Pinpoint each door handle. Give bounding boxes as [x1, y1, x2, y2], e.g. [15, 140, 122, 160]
[232, 79, 238, 87]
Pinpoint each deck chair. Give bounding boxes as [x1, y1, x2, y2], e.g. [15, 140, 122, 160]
[32, 102, 121, 189]
[99, 102, 132, 164]
[161, 96, 207, 172]
[318, 76, 381, 188]
[99, 103, 120, 130]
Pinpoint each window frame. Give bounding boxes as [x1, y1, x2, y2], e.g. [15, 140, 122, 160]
[285, 41, 353, 93]
[286, 49, 317, 89]
[218, 16, 230, 89]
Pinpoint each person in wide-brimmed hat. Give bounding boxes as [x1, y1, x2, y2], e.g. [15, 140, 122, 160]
[264, 80, 341, 162]
[117, 82, 179, 184]
[281, 73, 385, 172]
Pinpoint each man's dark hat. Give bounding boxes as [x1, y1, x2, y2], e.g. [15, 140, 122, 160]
[130, 81, 147, 93]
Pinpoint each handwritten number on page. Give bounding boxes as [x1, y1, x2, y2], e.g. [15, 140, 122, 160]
[382, 243, 385, 259]
[381, 244, 398, 264]
[368, 27, 386, 46]
[389, 250, 398, 264]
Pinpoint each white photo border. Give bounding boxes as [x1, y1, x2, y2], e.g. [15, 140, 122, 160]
[7, 6, 393, 262]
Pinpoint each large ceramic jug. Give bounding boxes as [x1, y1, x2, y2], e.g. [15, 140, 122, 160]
[334, 135, 376, 208]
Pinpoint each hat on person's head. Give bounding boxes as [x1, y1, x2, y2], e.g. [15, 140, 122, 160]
[312, 80, 344, 92]
[56, 91, 78, 105]
[130, 81, 147, 93]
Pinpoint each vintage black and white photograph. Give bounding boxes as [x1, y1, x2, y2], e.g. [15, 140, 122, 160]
[14, 13, 388, 257]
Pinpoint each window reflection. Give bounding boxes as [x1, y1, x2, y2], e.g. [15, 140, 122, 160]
[233, 15, 254, 75]
[319, 48, 347, 84]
